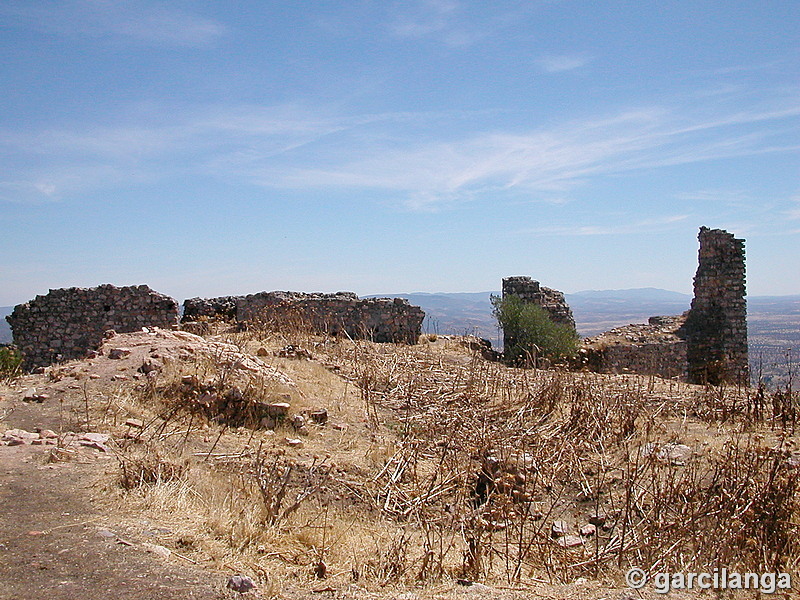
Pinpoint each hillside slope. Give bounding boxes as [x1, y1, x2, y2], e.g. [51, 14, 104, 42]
[1, 326, 794, 598]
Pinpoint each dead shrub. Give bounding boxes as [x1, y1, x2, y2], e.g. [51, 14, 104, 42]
[118, 446, 187, 490]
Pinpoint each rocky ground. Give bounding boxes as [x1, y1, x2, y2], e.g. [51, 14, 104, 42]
[0, 328, 792, 599]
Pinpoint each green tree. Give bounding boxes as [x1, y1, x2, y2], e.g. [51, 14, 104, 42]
[491, 294, 578, 365]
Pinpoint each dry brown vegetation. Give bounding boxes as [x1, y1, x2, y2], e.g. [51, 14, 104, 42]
[9, 319, 794, 598]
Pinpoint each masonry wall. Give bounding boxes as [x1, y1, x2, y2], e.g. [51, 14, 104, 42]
[183, 296, 238, 321]
[501, 276, 576, 351]
[580, 315, 688, 379]
[7, 284, 179, 369]
[578, 227, 748, 385]
[184, 291, 425, 344]
[681, 227, 748, 385]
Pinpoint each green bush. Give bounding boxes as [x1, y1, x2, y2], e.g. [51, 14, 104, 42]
[491, 294, 578, 365]
[0, 346, 23, 380]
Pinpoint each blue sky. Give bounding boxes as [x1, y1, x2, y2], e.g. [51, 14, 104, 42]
[1, 1, 798, 306]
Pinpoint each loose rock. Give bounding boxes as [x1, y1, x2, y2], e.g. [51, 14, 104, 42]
[267, 402, 291, 418]
[22, 393, 50, 403]
[227, 574, 256, 593]
[551, 520, 570, 538]
[142, 542, 172, 559]
[309, 409, 328, 424]
[556, 535, 584, 548]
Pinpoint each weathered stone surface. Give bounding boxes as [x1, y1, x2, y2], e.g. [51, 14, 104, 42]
[309, 408, 328, 424]
[275, 344, 313, 359]
[22, 393, 50, 403]
[183, 291, 425, 345]
[138, 358, 162, 374]
[226, 574, 256, 593]
[681, 227, 748, 385]
[266, 402, 291, 418]
[581, 314, 688, 379]
[556, 535, 584, 548]
[579, 227, 748, 385]
[183, 296, 239, 321]
[6, 284, 178, 370]
[142, 542, 172, 559]
[109, 347, 132, 360]
[2, 429, 40, 445]
[644, 442, 693, 466]
[551, 520, 570, 538]
[587, 512, 607, 527]
[502, 277, 576, 328]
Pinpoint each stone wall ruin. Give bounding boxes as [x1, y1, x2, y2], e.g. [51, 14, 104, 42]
[682, 227, 748, 385]
[579, 227, 748, 384]
[7, 284, 179, 370]
[183, 291, 425, 344]
[580, 315, 688, 379]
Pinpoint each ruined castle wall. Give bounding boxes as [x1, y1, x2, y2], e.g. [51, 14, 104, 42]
[578, 227, 748, 385]
[184, 291, 425, 344]
[584, 342, 688, 379]
[682, 227, 748, 384]
[183, 296, 239, 321]
[501, 277, 576, 350]
[580, 316, 688, 380]
[7, 284, 179, 370]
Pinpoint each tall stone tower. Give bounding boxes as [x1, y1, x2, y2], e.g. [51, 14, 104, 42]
[501, 277, 576, 350]
[682, 227, 748, 385]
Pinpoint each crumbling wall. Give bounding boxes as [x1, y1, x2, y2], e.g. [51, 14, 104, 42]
[502, 277, 575, 329]
[7, 284, 179, 370]
[183, 296, 238, 321]
[501, 277, 576, 351]
[580, 315, 688, 379]
[681, 227, 748, 385]
[183, 291, 425, 344]
[579, 227, 748, 385]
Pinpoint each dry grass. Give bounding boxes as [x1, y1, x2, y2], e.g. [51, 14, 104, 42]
[96, 322, 800, 596]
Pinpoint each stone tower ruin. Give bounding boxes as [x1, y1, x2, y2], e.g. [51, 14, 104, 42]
[501, 277, 576, 350]
[682, 227, 748, 385]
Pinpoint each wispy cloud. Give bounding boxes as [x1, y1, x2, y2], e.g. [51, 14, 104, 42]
[1, 96, 798, 209]
[514, 214, 691, 237]
[536, 54, 592, 73]
[387, 0, 529, 48]
[239, 103, 798, 209]
[674, 189, 749, 203]
[390, 0, 458, 37]
[0, 1, 226, 46]
[0, 181, 59, 204]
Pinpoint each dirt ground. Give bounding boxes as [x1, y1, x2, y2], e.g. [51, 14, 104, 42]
[0, 329, 780, 599]
[0, 373, 234, 598]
